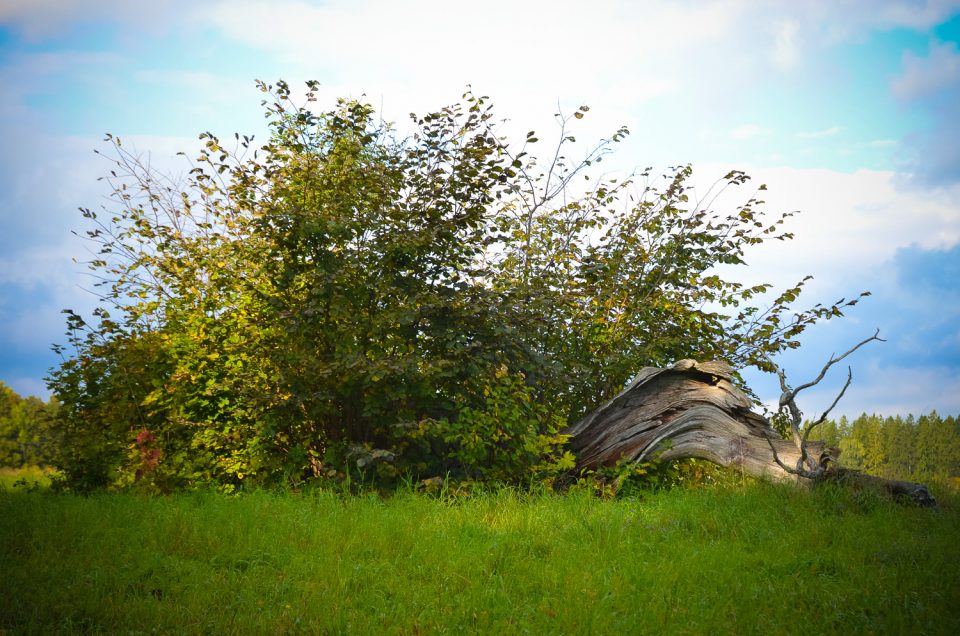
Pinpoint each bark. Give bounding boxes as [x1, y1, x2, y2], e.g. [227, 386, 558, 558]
[565, 359, 936, 506]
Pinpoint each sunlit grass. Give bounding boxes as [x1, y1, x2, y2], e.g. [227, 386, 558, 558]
[2, 482, 958, 634]
[0, 465, 58, 491]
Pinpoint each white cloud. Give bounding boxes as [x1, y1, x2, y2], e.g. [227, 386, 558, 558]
[754, 1, 960, 44]
[868, 0, 960, 31]
[772, 19, 802, 70]
[892, 40, 960, 100]
[729, 124, 771, 140]
[0, 132, 106, 254]
[199, 0, 743, 127]
[132, 70, 254, 103]
[4, 377, 51, 400]
[0, 0, 201, 39]
[890, 39, 960, 186]
[0, 243, 78, 289]
[746, 360, 960, 419]
[4, 300, 86, 352]
[797, 126, 843, 139]
[690, 164, 960, 293]
[203, 0, 736, 67]
[829, 362, 960, 416]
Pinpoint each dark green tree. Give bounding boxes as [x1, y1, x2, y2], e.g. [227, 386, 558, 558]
[0, 382, 58, 467]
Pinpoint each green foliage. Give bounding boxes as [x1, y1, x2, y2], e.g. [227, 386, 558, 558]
[577, 453, 750, 499]
[0, 381, 58, 468]
[425, 365, 574, 484]
[47, 80, 858, 491]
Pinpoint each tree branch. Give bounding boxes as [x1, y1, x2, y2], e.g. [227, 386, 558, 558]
[762, 429, 810, 477]
[765, 330, 881, 476]
[788, 328, 883, 401]
[802, 366, 853, 447]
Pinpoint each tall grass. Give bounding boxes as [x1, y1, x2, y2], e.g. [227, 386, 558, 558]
[2, 482, 958, 634]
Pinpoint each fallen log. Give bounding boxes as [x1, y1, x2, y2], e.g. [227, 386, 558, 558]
[564, 359, 937, 506]
[828, 468, 938, 507]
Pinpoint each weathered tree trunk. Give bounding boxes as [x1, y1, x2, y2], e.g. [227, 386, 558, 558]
[565, 359, 936, 506]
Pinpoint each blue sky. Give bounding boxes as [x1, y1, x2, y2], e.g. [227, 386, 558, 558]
[1, 0, 959, 418]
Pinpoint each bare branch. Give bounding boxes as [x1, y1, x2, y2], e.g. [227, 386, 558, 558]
[763, 330, 881, 477]
[790, 328, 883, 399]
[802, 366, 853, 446]
[762, 428, 826, 479]
[762, 430, 803, 476]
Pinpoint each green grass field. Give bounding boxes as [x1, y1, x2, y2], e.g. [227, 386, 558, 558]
[2, 481, 958, 634]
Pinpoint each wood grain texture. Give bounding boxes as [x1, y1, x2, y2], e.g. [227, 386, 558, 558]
[566, 359, 936, 505]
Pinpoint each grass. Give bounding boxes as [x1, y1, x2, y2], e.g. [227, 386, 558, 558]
[2, 481, 958, 634]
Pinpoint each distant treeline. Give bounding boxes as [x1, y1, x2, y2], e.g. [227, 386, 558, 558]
[808, 412, 959, 486]
[0, 382, 59, 468]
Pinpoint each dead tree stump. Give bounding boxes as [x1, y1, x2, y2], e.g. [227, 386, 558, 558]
[564, 359, 936, 506]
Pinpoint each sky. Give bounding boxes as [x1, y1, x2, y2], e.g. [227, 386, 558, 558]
[0, 0, 958, 418]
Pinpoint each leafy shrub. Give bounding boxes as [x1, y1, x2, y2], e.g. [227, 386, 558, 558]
[428, 365, 575, 484]
[47, 81, 853, 491]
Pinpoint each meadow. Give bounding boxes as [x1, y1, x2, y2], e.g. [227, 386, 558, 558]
[2, 477, 959, 635]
